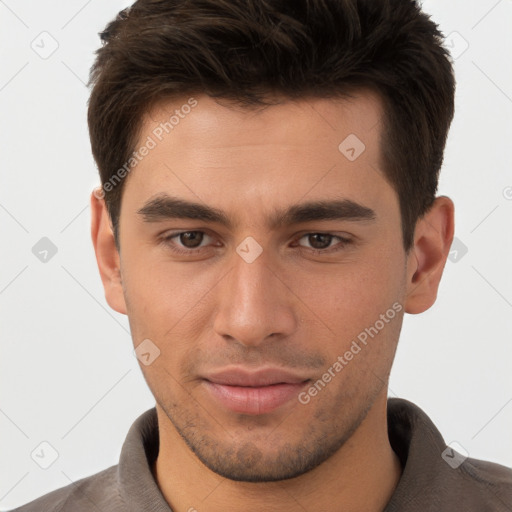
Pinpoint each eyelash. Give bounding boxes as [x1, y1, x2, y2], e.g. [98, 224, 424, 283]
[160, 231, 353, 256]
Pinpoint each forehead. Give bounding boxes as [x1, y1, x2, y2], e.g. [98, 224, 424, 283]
[142, 90, 384, 152]
[120, 91, 396, 226]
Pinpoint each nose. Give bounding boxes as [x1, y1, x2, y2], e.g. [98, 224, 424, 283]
[212, 244, 298, 348]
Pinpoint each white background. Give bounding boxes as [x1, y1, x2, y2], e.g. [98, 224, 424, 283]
[1, 0, 511, 509]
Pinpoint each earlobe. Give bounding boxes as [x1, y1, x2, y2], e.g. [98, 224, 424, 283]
[404, 196, 455, 314]
[90, 189, 127, 315]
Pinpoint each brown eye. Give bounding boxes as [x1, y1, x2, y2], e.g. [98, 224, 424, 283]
[179, 231, 204, 248]
[306, 233, 333, 250]
[295, 233, 353, 254]
[161, 230, 215, 255]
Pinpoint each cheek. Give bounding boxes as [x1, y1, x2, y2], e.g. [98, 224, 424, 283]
[293, 254, 403, 342]
[300, 262, 404, 405]
[122, 253, 220, 346]
[304, 281, 402, 392]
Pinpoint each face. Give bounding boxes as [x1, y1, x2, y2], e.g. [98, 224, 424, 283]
[105, 92, 411, 481]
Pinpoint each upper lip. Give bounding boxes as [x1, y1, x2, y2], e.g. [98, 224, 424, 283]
[202, 367, 310, 387]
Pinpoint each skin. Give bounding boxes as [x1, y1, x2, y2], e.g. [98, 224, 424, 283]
[91, 91, 454, 512]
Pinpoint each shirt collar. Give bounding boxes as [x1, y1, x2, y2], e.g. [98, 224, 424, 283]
[118, 406, 172, 511]
[384, 397, 448, 510]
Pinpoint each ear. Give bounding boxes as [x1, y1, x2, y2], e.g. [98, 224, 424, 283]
[90, 189, 127, 315]
[404, 196, 455, 314]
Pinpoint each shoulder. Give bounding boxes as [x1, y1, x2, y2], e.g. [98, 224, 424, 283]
[460, 455, 512, 508]
[386, 398, 512, 510]
[8, 465, 123, 512]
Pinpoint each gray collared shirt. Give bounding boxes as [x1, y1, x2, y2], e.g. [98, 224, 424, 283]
[11, 398, 512, 511]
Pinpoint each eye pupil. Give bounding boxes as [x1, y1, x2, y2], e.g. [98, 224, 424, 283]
[309, 233, 332, 249]
[180, 231, 203, 248]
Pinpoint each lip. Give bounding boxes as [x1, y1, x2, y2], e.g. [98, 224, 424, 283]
[201, 367, 310, 415]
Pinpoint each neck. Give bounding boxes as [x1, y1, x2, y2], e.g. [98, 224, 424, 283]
[153, 392, 402, 512]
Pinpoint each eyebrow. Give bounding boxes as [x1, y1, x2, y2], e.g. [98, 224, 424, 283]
[137, 194, 376, 229]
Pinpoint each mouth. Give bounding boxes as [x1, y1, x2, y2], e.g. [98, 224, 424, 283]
[201, 367, 311, 415]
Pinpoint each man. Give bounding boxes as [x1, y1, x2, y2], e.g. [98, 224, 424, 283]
[12, 0, 512, 511]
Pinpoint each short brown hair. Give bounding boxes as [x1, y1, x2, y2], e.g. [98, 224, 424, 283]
[88, 0, 455, 250]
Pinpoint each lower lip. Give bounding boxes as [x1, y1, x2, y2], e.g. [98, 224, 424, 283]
[202, 380, 308, 415]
